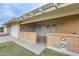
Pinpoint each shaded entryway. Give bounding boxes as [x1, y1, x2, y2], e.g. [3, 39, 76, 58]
[35, 20, 58, 45]
[20, 19, 58, 45]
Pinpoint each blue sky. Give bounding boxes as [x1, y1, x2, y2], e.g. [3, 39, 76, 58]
[0, 3, 46, 25]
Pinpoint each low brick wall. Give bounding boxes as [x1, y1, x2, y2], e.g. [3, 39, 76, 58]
[20, 32, 37, 44]
[47, 33, 79, 54]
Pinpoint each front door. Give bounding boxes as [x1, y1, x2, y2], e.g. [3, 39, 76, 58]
[36, 23, 58, 44]
[11, 24, 20, 38]
[36, 24, 47, 44]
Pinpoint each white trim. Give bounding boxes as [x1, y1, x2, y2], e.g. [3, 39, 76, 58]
[47, 46, 79, 56]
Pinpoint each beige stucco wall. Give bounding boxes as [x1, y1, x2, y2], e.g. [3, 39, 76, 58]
[20, 24, 36, 32]
[20, 32, 37, 44]
[47, 33, 61, 48]
[47, 33, 79, 54]
[57, 14, 79, 34]
[47, 14, 79, 54]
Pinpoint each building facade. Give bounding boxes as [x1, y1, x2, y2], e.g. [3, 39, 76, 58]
[4, 3, 79, 55]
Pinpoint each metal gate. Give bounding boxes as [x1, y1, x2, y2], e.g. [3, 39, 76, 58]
[37, 35, 47, 44]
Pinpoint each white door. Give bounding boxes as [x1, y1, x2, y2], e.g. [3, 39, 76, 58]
[11, 24, 19, 38]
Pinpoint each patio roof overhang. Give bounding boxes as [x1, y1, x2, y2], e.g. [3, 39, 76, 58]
[4, 17, 20, 25]
[21, 4, 79, 24]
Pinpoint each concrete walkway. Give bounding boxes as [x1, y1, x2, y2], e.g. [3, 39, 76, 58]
[0, 32, 9, 37]
[0, 36, 46, 55]
[0, 36, 11, 43]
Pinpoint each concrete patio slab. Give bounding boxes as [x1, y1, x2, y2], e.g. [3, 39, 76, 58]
[0, 36, 11, 43]
[11, 37, 46, 55]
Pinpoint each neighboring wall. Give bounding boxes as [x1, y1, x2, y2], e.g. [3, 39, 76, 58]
[6, 24, 11, 34]
[4, 25, 8, 33]
[0, 27, 3, 32]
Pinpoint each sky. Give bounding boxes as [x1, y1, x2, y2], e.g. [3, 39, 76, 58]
[0, 3, 46, 25]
